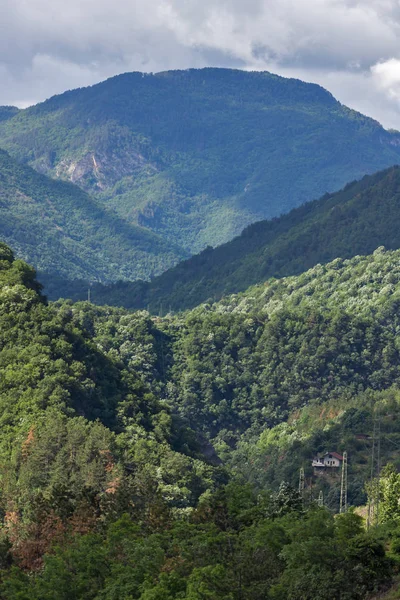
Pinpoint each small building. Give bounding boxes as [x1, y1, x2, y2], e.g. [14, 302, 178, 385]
[312, 452, 343, 470]
[322, 452, 343, 467]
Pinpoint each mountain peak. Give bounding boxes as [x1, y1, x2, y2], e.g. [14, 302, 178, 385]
[2, 68, 400, 294]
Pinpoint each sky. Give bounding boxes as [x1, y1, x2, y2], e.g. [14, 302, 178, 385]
[2, 0, 400, 128]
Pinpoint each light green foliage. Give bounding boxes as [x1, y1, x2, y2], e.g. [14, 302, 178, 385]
[379, 464, 400, 524]
[54, 248, 400, 508]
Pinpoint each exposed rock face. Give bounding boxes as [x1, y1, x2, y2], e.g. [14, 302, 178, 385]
[54, 147, 156, 192]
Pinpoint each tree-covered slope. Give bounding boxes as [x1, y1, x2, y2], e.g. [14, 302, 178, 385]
[1, 243, 400, 597]
[66, 247, 400, 507]
[0, 242, 224, 573]
[78, 166, 400, 312]
[0, 149, 186, 283]
[2, 68, 400, 256]
[0, 106, 19, 123]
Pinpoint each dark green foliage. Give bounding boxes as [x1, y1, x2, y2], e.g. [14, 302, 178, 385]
[0, 107, 19, 123]
[1, 242, 400, 597]
[2, 68, 400, 264]
[0, 149, 186, 284]
[76, 166, 400, 312]
[0, 499, 392, 600]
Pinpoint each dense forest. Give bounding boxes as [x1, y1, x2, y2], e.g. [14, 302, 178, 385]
[2, 242, 400, 596]
[54, 165, 400, 311]
[0, 149, 186, 283]
[2, 68, 400, 259]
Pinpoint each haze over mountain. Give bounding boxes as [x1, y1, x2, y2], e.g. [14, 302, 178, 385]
[64, 166, 400, 312]
[0, 148, 186, 283]
[2, 68, 400, 266]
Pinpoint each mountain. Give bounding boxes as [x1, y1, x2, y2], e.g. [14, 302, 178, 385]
[0, 148, 186, 283]
[2, 68, 400, 259]
[74, 165, 400, 312]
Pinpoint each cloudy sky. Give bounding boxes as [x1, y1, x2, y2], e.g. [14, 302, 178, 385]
[2, 0, 400, 128]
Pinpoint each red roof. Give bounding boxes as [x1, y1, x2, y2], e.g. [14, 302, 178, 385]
[324, 452, 343, 461]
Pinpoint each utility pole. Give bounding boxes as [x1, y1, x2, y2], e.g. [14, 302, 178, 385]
[339, 451, 348, 514]
[318, 490, 324, 507]
[87, 286, 91, 303]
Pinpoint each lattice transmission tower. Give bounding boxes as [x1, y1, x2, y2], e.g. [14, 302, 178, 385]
[367, 414, 381, 529]
[299, 468, 305, 504]
[339, 451, 348, 514]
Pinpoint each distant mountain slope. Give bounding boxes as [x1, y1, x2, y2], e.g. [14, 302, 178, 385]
[0, 106, 19, 123]
[62, 166, 400, 311]
[2, 68, 400, 255]
[0, 149, 186, 283]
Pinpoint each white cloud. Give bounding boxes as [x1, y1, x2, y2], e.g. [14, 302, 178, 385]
[371, 58, 400, 102]
[1, 0, 400, 127]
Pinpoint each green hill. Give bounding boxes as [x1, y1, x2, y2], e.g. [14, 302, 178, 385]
[0, 242, 224, 574]
[0, 149, 186, 283]
[2, 68, 400, 258]
[75, 166, 400, 311]
[0, 243, 400, 597]
[54, 245, 400, 505]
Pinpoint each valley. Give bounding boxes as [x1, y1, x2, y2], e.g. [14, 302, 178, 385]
[1, 67, 400, 599]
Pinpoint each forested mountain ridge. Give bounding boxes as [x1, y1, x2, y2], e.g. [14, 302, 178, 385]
[2, 68, 400, 258]
[56, 246, 400, 462]
[0, 148, 187, 283]
[1, 242, 400, 597]
[75, 165, 400, 312]
[55, 246, 400, 503]
[0, 106, 19, 123]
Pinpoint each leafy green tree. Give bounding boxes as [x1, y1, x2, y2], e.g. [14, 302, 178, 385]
[379, 463, 400, 524]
